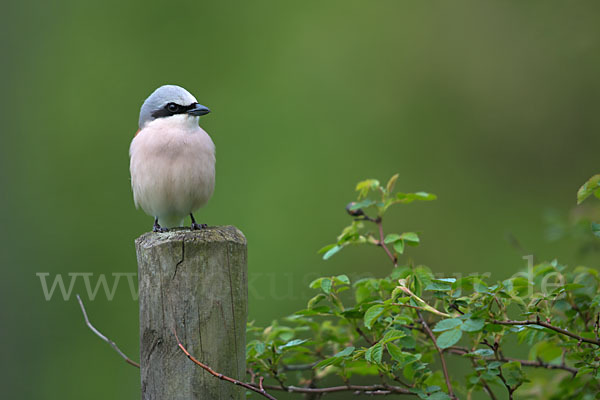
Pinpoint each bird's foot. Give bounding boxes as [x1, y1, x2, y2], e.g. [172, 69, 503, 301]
[153, 219, 169, 233]
[191, 223, 207, 230]
[189, 213, 207, 230]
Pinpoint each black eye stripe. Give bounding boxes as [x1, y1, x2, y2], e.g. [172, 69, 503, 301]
[151, 102, 198, 119]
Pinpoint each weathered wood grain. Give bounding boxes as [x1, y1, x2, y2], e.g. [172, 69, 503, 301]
[136, 226, 247, 399]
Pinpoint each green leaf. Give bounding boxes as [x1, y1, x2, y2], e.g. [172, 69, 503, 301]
[399, 335, 416, 349]
[461, 318, 485, 332]
[529, 341, 562, 363]
[399, 232, 420, 243]
[334, 346, 355, 357]
[309, 278, 323, 289]
[365, 343, 383, 364]
[501, 361, 525, 387]
[349, 199, 376, 210]
[561, 283, 585, 291]
[355, 285, 372, 304]
[393, 240, 405, 254]
[295, 306, 331, 315]
[487, 361, 502, 370]
[577, 174, 600, 204]
[278, 339, 308, 350]
[346, 361, 379, 376]
[425, 281, 452, 291]
[364, 305, 385, 329]
[356, 179, 380, 199]
[396, 191, 437, 204]
[435, 278, 456, 283]
[253, 341, 266, 356]
[470, 348, 494, 357]
[387, 343, 404, 361]
[401, 352, 421, 367]
[315, 356, 343, 369]
[307, 293, 326, 309]
[432, 318, 463, 332]
[321, 278, 332, 294]
[386, 173, 399, 193]
[314, 347, 356, 368]
[413, 266, 434, 288]
[317, 243, 336, 254]
[391, 287, 404, 300]
[427, 393, 451, 400]
[384, 233, 402, 244]
[381, 329, 405, 344]
[323, 245, 342, 260]
[474, 281, 489, 293]
[335, 274, 350, 285]
[592, 222, 600, 238]
[576, 367, 594, 378]
[414, 192, 437, 200]
[436, 328, 462, 349]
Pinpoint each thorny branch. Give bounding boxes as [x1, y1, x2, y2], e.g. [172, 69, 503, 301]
[491, 318, 600, 347]
[468, 357, 497, 400]
[173, 328, 278, 400]
[372, 213, 456, 398]
[78, 294, 278, 398]
[76, 294, 140, 368]
[481, 339, 516, 399]
[258, 383, 413, 395]
[417, 311, 456, 400]
[445, 347, 578, 375]
[77, 292, 417, 398]
[376, 218, 398, 267]
[176, 329, 415, 397]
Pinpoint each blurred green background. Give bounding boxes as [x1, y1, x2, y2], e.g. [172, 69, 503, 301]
[1, 0, 600, 398]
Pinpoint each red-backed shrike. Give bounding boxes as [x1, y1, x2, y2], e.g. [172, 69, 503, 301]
[129, 85, 215, 232]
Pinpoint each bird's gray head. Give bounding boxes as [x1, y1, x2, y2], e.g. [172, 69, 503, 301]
[138, 85, 210, 129]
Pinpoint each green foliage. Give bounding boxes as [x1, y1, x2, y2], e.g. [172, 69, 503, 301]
[319, 174, 435, 261]
[246, 174, 600, 399]
[577, 174, 600, 205]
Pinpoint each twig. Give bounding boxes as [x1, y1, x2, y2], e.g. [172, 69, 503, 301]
[496, 360, 514, 399]
[490, 319, 600, 347]
[355, 326, 376, 346]
[445, 347, 578, 375]
[76, 294, 140, 368]
[467, 356, 497, 400]
[176, 327, 414, 397]
[376, 219, 398, 267]
[173, 329, 277, 400]
[258, 383, 414, 395]
[418, 311, 455, 399]
[481, 339, 516, 399]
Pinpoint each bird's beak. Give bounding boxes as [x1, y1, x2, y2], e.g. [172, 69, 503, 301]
[187, 103, 211, 116]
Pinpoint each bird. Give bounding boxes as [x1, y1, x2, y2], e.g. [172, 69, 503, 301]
[129, 85, 215, 233]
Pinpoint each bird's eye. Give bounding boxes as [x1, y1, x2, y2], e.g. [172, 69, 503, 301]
[166, 103, 179, 112]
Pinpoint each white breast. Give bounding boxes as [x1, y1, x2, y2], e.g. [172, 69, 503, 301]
[129, 115, 215, 227]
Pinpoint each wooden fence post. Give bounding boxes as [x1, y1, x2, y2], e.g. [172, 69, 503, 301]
[135, 226, 247, 399]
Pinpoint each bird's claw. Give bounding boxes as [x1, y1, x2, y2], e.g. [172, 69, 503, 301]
[152, 223, 169, 233]
[191, 223, 207, 230]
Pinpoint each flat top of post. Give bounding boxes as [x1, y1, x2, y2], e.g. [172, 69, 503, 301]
[135, 225, 246, 248]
